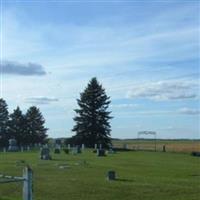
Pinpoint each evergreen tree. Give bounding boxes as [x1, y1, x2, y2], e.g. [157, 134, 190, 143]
[26, 106, 48, 145]
[72, 77, 112, 148]
[0, 98, 9, 147]
[8, 106, 27, 146]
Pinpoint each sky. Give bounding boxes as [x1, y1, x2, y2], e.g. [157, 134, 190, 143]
[0, 0, 199, 139]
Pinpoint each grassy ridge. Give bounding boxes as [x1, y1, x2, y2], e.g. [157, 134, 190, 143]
[0, 150, 200, 200]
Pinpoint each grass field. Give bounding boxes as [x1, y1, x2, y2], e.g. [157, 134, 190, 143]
[0, 149, 200, 200]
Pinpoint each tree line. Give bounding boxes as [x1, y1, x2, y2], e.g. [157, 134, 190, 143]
[0, 99, 48, 148]
[0, 77, 112, 149]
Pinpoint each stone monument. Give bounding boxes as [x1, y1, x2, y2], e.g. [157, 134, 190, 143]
[8, 139, 19, 152]
[40, 147, 52, 160]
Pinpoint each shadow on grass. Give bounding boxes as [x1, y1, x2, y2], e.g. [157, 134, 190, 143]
[190, 174, 200, 177]
[115, 178, 134, 182]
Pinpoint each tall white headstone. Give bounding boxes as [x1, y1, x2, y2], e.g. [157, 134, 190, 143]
[81, 144, 85, 150]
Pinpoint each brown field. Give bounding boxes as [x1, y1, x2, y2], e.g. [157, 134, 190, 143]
[112, 139, 200, 153]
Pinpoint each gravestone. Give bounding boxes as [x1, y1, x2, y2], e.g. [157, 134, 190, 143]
[67, 144, 71, 149]
[94, 144, 97, 149]
[54, 139, 61, 154]
[40, 147, 52, 160]
[123, 144, 128, 149]
[81, 144, 85, 150]
[107, 170, 116, 181]
[99, 144, 102, 150]
[97, 149, 105, 156]
[8, 139, 19, 152]
[72, 146, 81, 154]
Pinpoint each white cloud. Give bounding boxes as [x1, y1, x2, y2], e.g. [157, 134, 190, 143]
[127, 80, 198, 101]
[110, 103, 139, 108]
[25, 96, 59, 105]
[178, 107, 200, 115]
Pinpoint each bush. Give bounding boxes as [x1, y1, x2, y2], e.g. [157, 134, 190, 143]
[63, 148, 69, 154]
[191, 151, 200, 157]
[54, 149, 60, 154]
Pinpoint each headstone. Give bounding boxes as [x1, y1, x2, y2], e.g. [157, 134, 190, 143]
[54, 139, 61, 154]
[21, 146, 24, 152]
[99, 144, 102, 150]
[123, 144, 128, 149]
[8, 139, 19, 152]
[27, 146, 30, 151]
[72, 146, 81, 154]
[107, 170, 116, 181]
[68, 144, 71, 149]
[97, 149, 105, 157]
[3, 147, 6, 152]
[40, 147, 52, 160]
[81, 144, 85, 150]
[94, 144, 97, 149]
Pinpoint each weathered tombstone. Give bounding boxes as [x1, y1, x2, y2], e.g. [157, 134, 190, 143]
[81, 144, 85, 150]
[21, 146, 24, 152]
[107, 170, 116, 181]
[3, 147, 6, 152]
[72, 146, 81, 154]
[163, 145, 166, 152]
[67, 144, 71, 149]
[94, 144, 97, 149]
[97, 149, 105, 157]
[54, 139, 61, 154]
[99, 144, 102, 150]
[8, 139, 19, 152]
[40, 147, 51, 160]
[27, 146, 30, 151]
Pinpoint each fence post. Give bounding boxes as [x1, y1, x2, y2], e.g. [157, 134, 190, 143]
[23, 166, 33, 200]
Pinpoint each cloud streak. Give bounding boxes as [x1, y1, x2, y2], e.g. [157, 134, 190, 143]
[127, 80, 198, 101]
[25, 96, 59, 105]
[1, 61, 46, 76]
[178, 107, 200, 115]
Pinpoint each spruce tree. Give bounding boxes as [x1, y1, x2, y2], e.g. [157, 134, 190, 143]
[72, 77, 112, 148]
[0, 98, 9, 147]
[25, 106, 48, 145]
[8, 106, 27, 146]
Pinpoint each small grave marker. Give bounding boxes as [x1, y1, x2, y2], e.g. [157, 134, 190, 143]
[97, 149, 105, 156]
[107, 170, 116, 181]
[40, 147, 52, 160]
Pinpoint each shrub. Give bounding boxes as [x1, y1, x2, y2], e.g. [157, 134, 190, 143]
[63, 148, 69, 154]
[54, 149, 60, 154]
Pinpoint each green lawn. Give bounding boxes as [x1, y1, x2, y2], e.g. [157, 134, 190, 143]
[0, 150, 199, 200]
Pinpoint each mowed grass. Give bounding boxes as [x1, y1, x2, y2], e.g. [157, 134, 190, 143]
[0, 150, 199, 200]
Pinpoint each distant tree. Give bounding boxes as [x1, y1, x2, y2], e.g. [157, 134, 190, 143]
[0, 98, 9, 147]
[8, 106, 27, 146]
[25, 106, 48, 145]
[72, 77, 112, 148]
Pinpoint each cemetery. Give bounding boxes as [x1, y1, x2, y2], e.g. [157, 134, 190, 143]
[0, 145, 200, 200]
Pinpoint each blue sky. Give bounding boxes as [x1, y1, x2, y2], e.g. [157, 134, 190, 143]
[1, 0, 199, 139]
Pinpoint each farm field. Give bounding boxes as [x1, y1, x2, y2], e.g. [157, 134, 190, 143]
[112, 139, 200, 153]
[0, 150, 199, 200]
